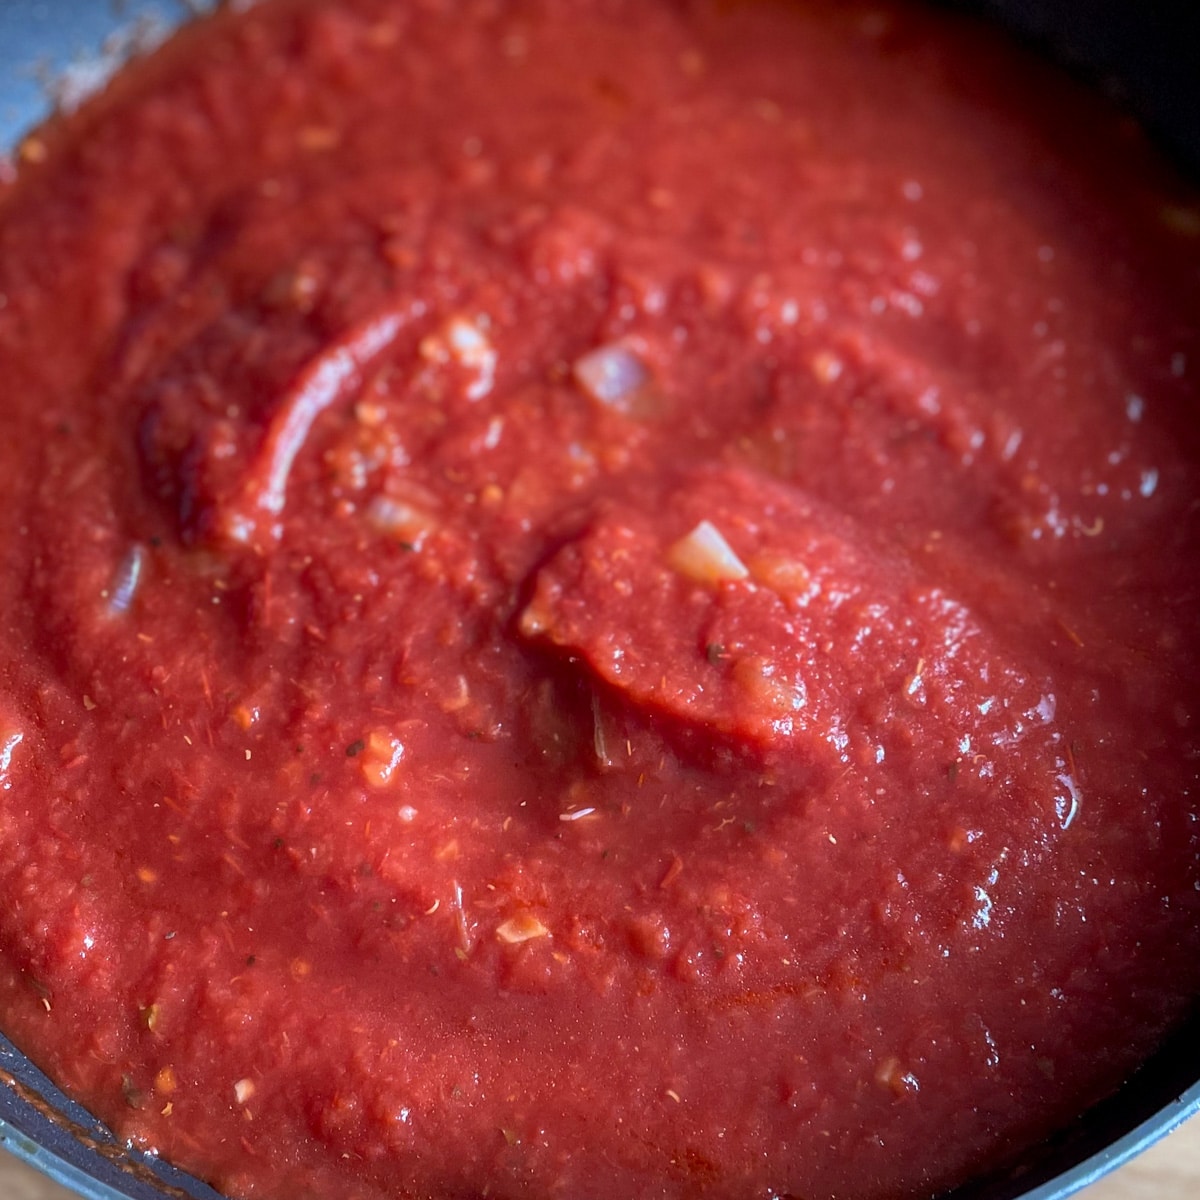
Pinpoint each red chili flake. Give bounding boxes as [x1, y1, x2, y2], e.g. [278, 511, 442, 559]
[659, 854, 684, 889]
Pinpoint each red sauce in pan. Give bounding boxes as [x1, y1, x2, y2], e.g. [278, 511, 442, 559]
[1, 2, 1198, 1197]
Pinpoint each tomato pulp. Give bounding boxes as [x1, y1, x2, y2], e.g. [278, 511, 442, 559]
[1, 2, 1199, 1198]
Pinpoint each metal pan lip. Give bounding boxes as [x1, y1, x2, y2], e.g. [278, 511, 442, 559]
[1, 2, 1198, 1198]
[0, 0, 200, 156]
[1019, 1094, 1200, 1200]
[1, 1029, 221, 1198]
[6, 1020, 1200, 1200]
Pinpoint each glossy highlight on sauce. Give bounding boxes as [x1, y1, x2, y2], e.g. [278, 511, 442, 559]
[1, 2, 1199, 1198]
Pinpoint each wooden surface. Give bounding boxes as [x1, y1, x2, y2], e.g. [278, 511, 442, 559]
[1, 1114, 1198, 1199]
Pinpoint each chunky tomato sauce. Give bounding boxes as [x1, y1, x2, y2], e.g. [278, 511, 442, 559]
[1, 2, 1199, 1198]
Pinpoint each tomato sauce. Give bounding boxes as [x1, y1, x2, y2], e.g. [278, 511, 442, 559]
[1, 2, 1199, 1198]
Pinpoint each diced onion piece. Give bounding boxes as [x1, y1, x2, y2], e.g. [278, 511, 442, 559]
[440, 674, 471, 714]
[107, 544, 145, 615]
[591, 692, 613, 769]
[0, 729, 22, 780]
[666, 520, 749, 585]
[573, 342, 651, 413]
[365, 495, 436, 547]
[495, 912, 550, 944]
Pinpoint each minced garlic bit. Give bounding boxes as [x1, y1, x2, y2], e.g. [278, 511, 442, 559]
[234, 1077, 256, 1105]
[875, 1056, 920, 1096]
[495, 913, 550, 944]
[666, 520, 749, 585]
[106, 544, 145, 616]
[0, 729, 23, 781]
[419, 314, 496, 400]
[811, 350, 844, 384]
[365, 494, 437, 547]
